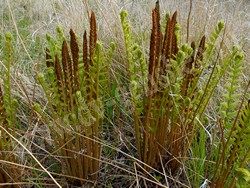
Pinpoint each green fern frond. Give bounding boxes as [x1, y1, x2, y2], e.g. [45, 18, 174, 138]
[214, 99, 250, 187]
[221, 46, 245, 131]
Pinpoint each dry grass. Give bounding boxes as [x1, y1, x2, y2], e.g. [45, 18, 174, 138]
[0, 0, 249, 187]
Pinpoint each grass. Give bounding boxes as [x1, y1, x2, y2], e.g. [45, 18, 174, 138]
[0, 0, 250, 187]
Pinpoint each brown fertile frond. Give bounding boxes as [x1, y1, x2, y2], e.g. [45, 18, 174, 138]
[154, 1, 162, 82]
[62, 40, 74, 111]
[161, 11, 178, 74]
[89, 11, 97, 66]
[55, 55, 66, 104]
[55, 55, 64, 89]
[46, 48, 53, 67]
[155, 0, 161, 37]
[62, 40, 73, 89]
[162, 16, 171, 63]
[190, 41, 196, 69]
[148, 9, 160, 91]
[70, 29, 80, 92]
[181, 41, 196, 97]
[195, 35, 206, 68]
[83, 31, 88, 73]
[171, 11, 178, 57]
[165, 11, 175, 58]
[83, 31, 91, 102]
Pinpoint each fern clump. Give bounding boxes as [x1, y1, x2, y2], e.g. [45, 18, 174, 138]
[120, 2, 210, 173]
[36, 12, 115, 185]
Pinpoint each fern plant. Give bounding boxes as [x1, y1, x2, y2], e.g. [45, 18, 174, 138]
[36, 12, 114, 186]
[210, 97, 250, 188]
[186, 43, 248, 187]
[121, 1, 193, 172]
[210, 48, 249, 187]
[120, 1, 230, 178]
[0, 33, 20, 188]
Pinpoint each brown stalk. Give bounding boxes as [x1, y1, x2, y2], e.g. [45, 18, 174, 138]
[82, 31, 91, 177]
[63, 131, 77, 179]
[75, 135, 85, 183]
[70, 29, 80, 92]
[144, 9, 157, 166]
[69, 29, 84, 180]
[150, 1, 164, 167]
[88, 11, 99, 181]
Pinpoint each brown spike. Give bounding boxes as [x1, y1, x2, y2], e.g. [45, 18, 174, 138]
[89, 11, 97, 66]
[83, 31, 88, 73]
[70, 29, 80, 92]
[55, 55, 63, 88]
[161, 11, 178, 70]
[83, 31, 91, 101]
[171, 11, 178, 28]
[181, 41, 196, 97]
[54, 55, 66, 104]
[62, 40, 73, 87]
[195, 35, 206, 68]
[46, 48, 53, 67]
[155, 0, 161, 32]
[61, 40, 74, 112]
[148, 9, 160, 91]
[162, 16, 171, 62]
[171, 11, 178, 57]
[190, 41, 196, 68]
[154, 0, 162, 81]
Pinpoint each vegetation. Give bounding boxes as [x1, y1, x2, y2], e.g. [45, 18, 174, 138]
[0, 0, 249, 187]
